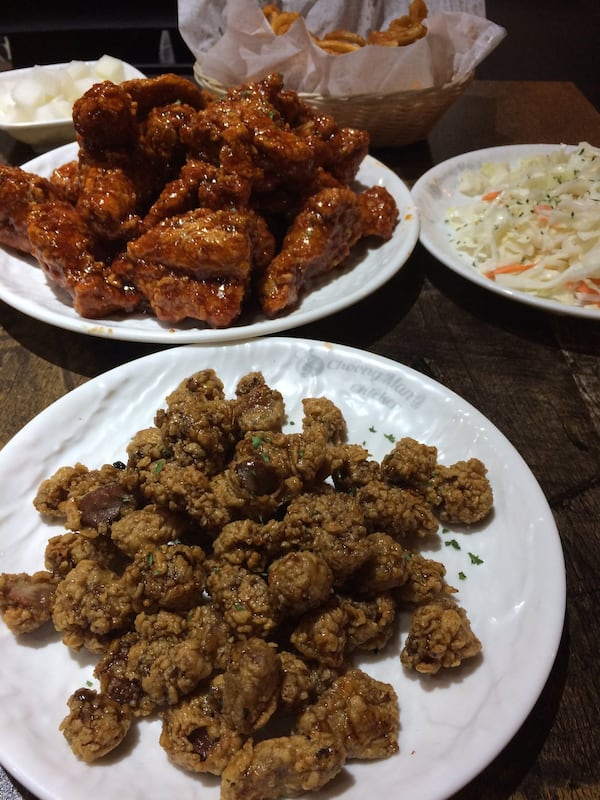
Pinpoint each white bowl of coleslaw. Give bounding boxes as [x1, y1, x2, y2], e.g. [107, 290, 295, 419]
[413, 142, 600, 318]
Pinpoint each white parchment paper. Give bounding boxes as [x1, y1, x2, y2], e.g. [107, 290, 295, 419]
[178, 0, 506, 95]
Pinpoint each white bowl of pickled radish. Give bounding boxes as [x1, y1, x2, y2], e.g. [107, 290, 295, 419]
[0, 56, 145, 149]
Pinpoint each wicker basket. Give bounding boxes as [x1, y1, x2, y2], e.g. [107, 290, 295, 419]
[194, 64, 473, 148]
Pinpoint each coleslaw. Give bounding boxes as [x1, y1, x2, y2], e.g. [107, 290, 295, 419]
[445, 142, 600, 308]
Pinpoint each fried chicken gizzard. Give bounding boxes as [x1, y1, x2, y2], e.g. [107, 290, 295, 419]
[0, 369, 493, 800]
[0, 73, 399, 327]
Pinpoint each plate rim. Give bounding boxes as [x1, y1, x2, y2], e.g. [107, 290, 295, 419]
[412, 142, 600, 320]
[0, 146, 419, 343]
[0, 338, 566, 800]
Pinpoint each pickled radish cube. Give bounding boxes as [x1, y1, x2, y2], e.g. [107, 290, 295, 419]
[64, 75, 97, 101]
[64, 60, 90, 81]
[11, 76, 50, 110]
[94, 54, 125, 82]
[34, 97, 72, 121]
[4, 106, 25, 122]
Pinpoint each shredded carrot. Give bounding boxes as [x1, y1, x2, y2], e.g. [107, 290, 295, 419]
[481, 190, 501, 202]
[484, 262, 537, 279]
[573, 280, 600, 299]
[535, 203, 553, 213]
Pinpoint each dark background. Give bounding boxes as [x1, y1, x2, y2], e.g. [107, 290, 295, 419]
[1, 0, 598, 110]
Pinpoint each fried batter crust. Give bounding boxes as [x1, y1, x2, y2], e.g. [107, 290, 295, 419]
[294, 668, 399, 759]
[60, 687, 132, 762]
[0, 369, 495, 792]
[0, 570, 59, 634]
[400, 596, 482, 674]
[0, 165, 60, 252]
[220, 733, 346, 800]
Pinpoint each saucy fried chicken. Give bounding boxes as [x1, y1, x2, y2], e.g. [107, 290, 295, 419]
[0, 165, 61, 253]
[259, 186, 363, 316]
[0, 72, 400, 327]
[27, 201, 142, 318]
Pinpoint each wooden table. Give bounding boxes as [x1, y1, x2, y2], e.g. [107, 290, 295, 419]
[1, 80, 599, 800]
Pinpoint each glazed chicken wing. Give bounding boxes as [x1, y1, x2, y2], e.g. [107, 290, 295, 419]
[27, 201, 142, 318]
[258, 186, 363, 316]
[0, 165, 61, 253]
[0, 73, 399, 330]
[118, 207, 275, 326]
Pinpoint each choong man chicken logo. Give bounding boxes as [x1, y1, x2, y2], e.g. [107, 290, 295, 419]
[296, 349, 425, 410]
[296, 352, 326, 378]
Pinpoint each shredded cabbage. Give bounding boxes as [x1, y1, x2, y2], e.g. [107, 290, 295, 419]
[446, 142, 600, 308]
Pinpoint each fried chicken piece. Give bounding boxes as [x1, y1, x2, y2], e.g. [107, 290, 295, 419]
[211, 428, 332, 522]
[258, 186, 363, 317]
[45, 531, 126, 577]
[340, 592, 397, 652]
[122, 543, 207, 614]
[358, 185, 399, 240]
[233, 371, 286, 433]
[127, 610, 214, 709]
[110, 504, 190, 558]
[268, 550, 334, 617]
[142, 159, 252, 228]
[282, 490, 370, 584]
[356, 480, 439, 538]
[160, 681, 246, 775]
[74, 75, 204, 159]
[27, 201, 143, 318]
[221, 637, 281, 734]
[290, 597, 349, 668]
[354, 532, 409, 593]
[0, 570, 59, 634]
[75, 164, 143, 240]
[33, 463, 94, 519]
[33, 462, 137, 534]
[118, 207, 275, 326]
[185, 77, 317, 199]
[211, 518, 287, 571]
[120, 73, 208, 119]
[137, 102, 199, 183]
[396, 552, 455, 605]
[95, 610, 214, 717]
[220, 733, 346, 800]
[154, 369, 237, 474]
[51, 559, 135, 652]
[0, 164, 61, 252]
[277, 650, 314, 713]
[75, 480, 137, 532]
[60, 687, 133, 762]
[332, 443, 383, 492]
[127, 208, 273, 282]
[292, 112, 369, 185]
[425, 458, 494, 524]
[206, 563, 279, 639]
[186, 603, 233, 671]
[381, 436, 438, 488]
[73, 80, 139, 156]
[49, 160, 81, 204]
[302, 396, 347, 444]
[400, 596, 482, 674]
[294, 667, 399, 760]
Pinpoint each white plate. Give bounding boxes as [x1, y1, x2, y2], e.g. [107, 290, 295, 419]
[0, 146, 419, 342]
[412, 143, 600, 319]
[0, 338, 565, 800]
[0, 60, 145, 149]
